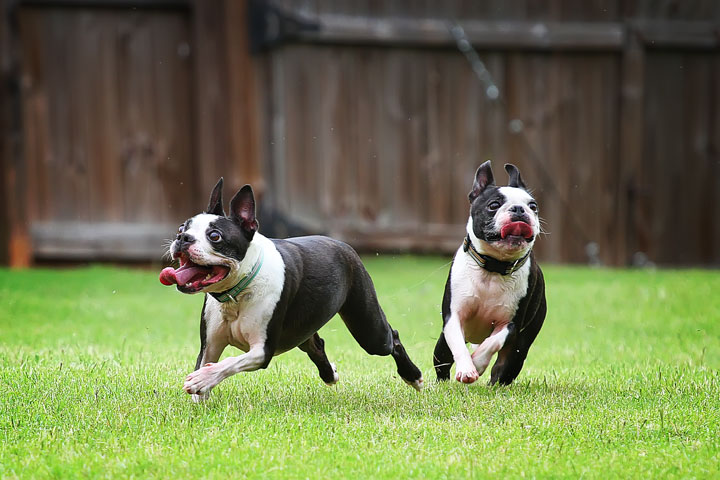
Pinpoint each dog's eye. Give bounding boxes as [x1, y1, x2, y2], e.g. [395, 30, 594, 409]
[488, 201, 501, 211]
[528, 202, 538, 212]
[178, 224, 185, 234]
[207, 230, 222, 243]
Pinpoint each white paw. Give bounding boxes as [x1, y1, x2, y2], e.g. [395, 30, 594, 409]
[325, 362, 339, 386]
[455, 366, 479, 384]
[471, 352, 492, 377]
[184, 363, 223, 395]
[404, 376, 424, 392]
[191, 392, 209, 403]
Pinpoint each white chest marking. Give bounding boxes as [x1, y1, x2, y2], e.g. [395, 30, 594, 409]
[449, 243, 530, 343]
[202, 234, 285, 351]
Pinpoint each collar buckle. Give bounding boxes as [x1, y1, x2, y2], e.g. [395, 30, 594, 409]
[505, 257, 521, 275]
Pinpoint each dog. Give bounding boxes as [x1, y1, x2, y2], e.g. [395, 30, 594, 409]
[159, 178, 424, 401]
[433, 161, 546, 385]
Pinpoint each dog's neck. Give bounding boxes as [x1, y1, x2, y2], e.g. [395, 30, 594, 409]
[206, 234, 269, 301]
[464, 219, 533, 275]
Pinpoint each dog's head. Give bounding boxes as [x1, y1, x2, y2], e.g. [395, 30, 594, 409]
[467, 161, 540, 260]
[159, 178, 259, 294]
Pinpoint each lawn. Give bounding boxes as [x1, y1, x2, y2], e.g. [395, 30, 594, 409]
[1, 257, 719, 479]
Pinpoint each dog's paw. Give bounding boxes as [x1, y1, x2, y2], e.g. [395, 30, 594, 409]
[404, 376, 424, 392]
[184, 363, 223, 395]
[191, 392, 210, 403]
[455, 368, 479, 384]
[324, 362, 339, 386]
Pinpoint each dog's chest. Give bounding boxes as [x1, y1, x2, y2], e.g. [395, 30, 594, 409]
[203, 241, 286, 351]
[450, 249, 530, 343]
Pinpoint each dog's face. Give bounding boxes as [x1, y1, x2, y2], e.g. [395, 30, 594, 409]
[467, 161, 540, 258]
[159, 178, 259, 294]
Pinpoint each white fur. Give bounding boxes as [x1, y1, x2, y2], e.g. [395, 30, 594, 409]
[183, 232, 286, 396]
[443, 311, 479, 383]
[404, 377, 425, 391]
[471, 325, 511, 376]
[326, 363, 339, 385]
[496, 186, 538, 234]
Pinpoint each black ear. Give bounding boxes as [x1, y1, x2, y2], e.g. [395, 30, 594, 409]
[469, 161, 495, 202]
[504, 163, 527, 189]
[229, 184, 259, 236]
[206, 177, 225, 216]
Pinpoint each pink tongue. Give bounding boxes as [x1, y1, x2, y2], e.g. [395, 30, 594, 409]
[501, 221, 533, 239]
[159, 266, 207, 286]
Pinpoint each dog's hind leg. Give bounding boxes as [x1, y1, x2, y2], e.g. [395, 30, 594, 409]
[433, 332, 454, 381]
[489, 294, 546, 386]
[298, 333, 338, 385]
[389, 328, 424, 391]
[339, 267, 424, 391]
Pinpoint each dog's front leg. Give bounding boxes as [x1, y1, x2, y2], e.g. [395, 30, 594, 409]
[191, 301, 230, 402]
[443, 313, 479, 384]
[184, 345, 268, 396]
[471, 323, 514, 377]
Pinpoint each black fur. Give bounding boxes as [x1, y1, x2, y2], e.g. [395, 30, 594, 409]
[256, 235, 422, 384]
[194, 297, 208, 371]
[229, 185, 259, 239]
[206, 177, 226, 216]
[470, 187, 509, 242]
[489, 256, 546, 385]
[298, 333, 336, 384]
[206, 217, 253, 262]
[504, 163, 527, 190]
[469, 160, 495, 203]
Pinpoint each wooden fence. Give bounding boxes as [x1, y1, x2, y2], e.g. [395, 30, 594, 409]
[1, 0, 719, 266]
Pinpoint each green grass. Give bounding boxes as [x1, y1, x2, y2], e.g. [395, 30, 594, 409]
[1, 257, 719, 479]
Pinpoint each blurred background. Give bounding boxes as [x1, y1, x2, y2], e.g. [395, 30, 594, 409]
[1, 0, 718, 268]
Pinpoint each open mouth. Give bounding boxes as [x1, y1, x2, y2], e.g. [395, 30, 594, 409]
[500, 221, 534, 241]
[159, 253, 230, 293]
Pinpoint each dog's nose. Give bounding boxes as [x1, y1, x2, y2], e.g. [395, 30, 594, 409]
[510, 205, 525, 214]
[177, 233, 195, 245]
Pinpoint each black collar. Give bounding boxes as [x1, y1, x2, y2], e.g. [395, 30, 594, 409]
[463, 235, 531, 275]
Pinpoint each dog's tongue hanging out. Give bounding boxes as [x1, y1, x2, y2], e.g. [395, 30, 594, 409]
[159, 256, 229, 287]
[500, 221, 533, 240]
[159, 265, 205, 286]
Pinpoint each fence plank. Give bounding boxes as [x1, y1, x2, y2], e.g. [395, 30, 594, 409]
[18, 6, 196, 260]
[31, 221, 175, 261]
[294, 17, 626, 51]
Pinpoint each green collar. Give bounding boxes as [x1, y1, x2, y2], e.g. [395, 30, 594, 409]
[210, 249, 265, 303]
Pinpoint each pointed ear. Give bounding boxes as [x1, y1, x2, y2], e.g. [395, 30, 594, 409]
[469, 161, 495, 202]
[504, 163, 527, 189]
[206, 177, 225, 216]
[229, 184, 259, 236]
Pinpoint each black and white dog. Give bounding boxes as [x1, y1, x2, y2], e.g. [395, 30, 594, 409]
[160, 179, 423, 401]
[433, 161, 547, 386]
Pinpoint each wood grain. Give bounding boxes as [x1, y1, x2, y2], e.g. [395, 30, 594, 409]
[18, 6, 195, 260]
[5, 0, 720, 265]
